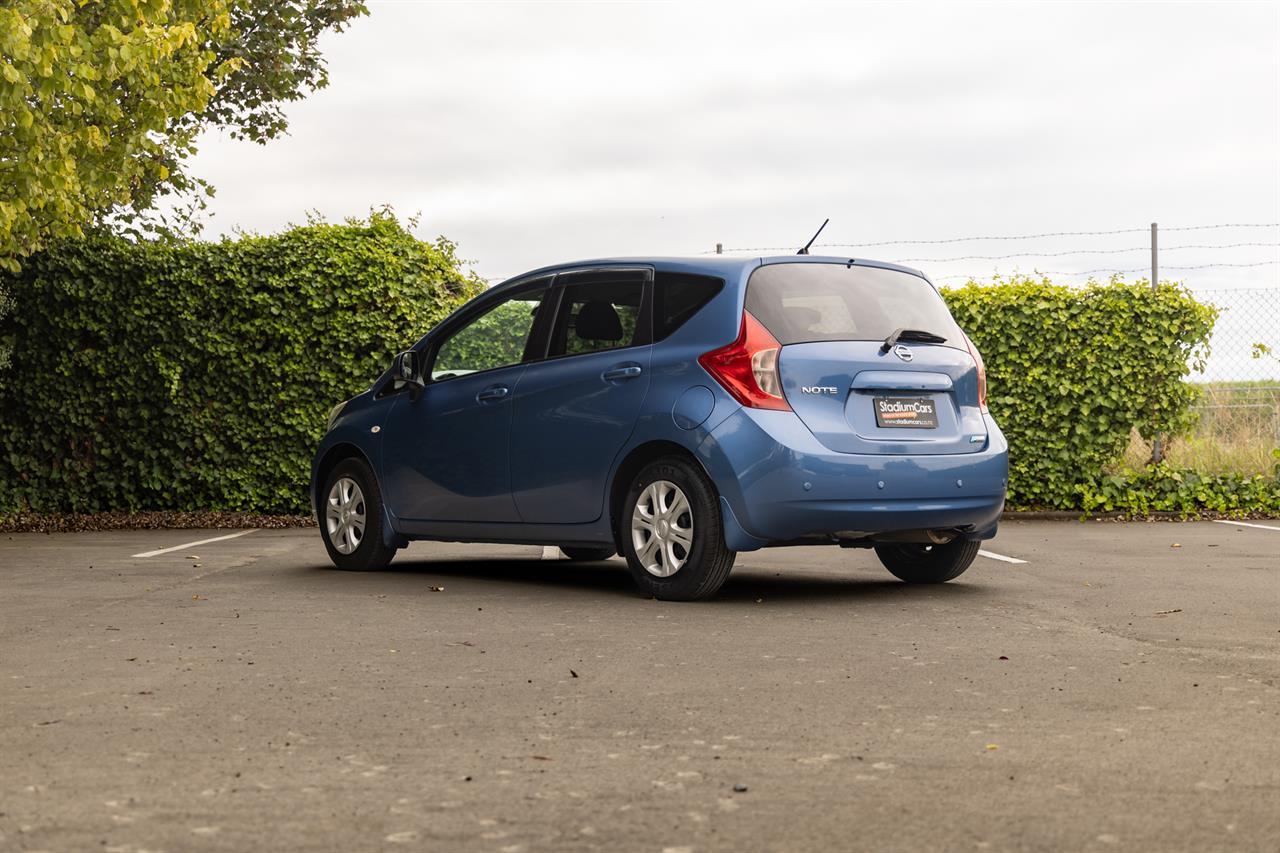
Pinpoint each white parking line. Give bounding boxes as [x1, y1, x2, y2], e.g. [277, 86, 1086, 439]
[1211, 519, 1280, 532]
[540, 546, 562, 560]
[132, 529, 258, 558]
[979, 549, 1028, 564]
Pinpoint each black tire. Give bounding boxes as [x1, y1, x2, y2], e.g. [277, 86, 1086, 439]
[319, 457, 397, 571]
[874, 538, 980, 584]
[619, 456, 735, 601]
[559, 545, 616, 561]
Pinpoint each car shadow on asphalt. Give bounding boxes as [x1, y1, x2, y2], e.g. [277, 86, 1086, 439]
[320, 557, 989, 604]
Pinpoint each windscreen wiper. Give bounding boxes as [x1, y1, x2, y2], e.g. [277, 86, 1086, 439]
[881, 327, 948, 352]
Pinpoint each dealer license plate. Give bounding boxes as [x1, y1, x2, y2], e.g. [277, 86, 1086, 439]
[873, 396, 938, 429]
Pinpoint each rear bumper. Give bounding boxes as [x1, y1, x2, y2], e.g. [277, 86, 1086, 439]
[697, 408, 1009, 551]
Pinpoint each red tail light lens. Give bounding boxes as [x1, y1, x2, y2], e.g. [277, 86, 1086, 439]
[698, 311, 790, 411]
[962, 331, 989, 413]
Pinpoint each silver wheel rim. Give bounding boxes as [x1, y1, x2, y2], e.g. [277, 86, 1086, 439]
[631, 480, 694, 578]
[325, 477, 366, 555]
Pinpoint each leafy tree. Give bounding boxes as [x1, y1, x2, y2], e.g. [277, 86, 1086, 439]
[0, 0, 366, 271]
[197, 0, 366, 144]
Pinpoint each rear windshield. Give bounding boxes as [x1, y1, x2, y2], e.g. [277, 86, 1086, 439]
[745, 263, 963, 347]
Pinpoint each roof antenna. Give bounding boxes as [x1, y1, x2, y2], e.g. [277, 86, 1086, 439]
[797, 218, 829, 255]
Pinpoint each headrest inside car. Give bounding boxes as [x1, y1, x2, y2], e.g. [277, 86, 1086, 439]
[574, 301, 624, 341]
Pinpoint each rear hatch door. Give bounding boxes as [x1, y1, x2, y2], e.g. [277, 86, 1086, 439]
[746, 261, 987, 455]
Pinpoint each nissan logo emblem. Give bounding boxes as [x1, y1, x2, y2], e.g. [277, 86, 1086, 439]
[893, 344, 913, 362]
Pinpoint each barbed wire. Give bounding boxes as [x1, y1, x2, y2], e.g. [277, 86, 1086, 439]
[1163, 223, 1280, 232]
[477, 224, 1280, 283]
[892, 242, 1280, 263]
[708, 222, 1280, 254]
[933, 260, 1280, 281]
[1163, 261, 1280, 271]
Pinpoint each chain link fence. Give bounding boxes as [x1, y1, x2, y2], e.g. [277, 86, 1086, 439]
[1154, 287, 1280, 474]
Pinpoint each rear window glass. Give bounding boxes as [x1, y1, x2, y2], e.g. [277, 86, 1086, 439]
[655, 272, 723, 340]
[745, 263, 962, 346]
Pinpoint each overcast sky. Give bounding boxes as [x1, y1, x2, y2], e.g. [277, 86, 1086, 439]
[183, 0, 1279, 294]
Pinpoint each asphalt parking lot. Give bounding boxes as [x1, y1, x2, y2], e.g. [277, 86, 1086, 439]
[2, 520, 1278, 853]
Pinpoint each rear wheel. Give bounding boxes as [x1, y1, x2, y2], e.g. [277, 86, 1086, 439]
[874, 538, 979, 583]
[320, 457, 396, 571]
[620, 457, 735, 601]
[559, 545, 615, 561]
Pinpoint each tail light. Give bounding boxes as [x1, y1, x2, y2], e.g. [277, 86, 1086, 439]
[962, 331, 989, 413]
[698, 311, 790, 411]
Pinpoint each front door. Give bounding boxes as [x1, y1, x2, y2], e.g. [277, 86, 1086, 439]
[380, 281, 550, 523]
[510, 270, 652, 524]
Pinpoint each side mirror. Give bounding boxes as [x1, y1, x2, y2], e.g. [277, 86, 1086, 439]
[392, 351, 425, 397]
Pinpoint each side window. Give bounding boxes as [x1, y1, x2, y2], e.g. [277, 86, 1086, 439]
[432, 285, 547, 380]
[654, 272, 723, 340]
[548, 278, 645, 358]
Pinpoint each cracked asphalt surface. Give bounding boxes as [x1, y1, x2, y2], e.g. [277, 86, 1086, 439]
[2, 520, 1278, 852]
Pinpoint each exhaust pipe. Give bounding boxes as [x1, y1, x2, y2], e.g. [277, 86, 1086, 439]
[874, 529, 958, 545]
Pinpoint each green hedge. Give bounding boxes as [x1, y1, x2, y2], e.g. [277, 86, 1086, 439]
[0, 213, 482, 513]
[1078, 456, 1280, 515]
[943, 276, 1222, 509]
[3, 252, 1274, 517]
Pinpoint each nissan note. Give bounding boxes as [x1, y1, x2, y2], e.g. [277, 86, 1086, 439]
[313, 255, 1009, 600]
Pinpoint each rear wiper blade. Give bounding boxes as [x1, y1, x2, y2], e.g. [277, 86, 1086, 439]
[881, 327, 947, 352]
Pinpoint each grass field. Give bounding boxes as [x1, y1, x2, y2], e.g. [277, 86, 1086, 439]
[1123, 381, 1280, 474]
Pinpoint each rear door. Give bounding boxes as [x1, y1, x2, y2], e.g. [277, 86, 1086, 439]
[746, 262, 987, 455]
[509, 269, 653, 523]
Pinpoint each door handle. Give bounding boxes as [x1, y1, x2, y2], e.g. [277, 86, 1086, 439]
[602, 364, 643, 382]
[476, 384, 510, 403]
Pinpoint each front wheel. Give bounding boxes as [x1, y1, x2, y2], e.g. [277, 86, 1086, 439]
[320, 457, 397, 571]
[620, 457, 735, 601]
[874, 538, 980, 584]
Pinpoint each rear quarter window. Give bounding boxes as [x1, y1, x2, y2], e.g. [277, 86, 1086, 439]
[654, 272, 723, 340]
[745, 263, 963, 347]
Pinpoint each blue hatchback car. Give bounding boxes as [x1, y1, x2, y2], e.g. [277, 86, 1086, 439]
[313, 255, 1008, 600]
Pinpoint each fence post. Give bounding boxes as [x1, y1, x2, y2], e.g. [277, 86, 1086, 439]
[1150, 222, 1158, 293]
[1150, 221, 1164, 465]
